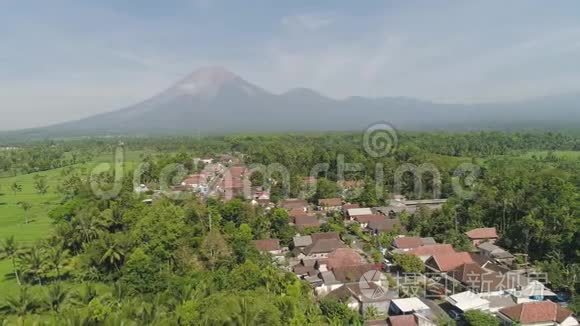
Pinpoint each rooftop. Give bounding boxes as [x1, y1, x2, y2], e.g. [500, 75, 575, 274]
[499, 301, 573, 324]
[446, 291, 490, 311]
[252, 239, 280, 252]
[391, 298, 430, 313]
[466, 227, 498, 240]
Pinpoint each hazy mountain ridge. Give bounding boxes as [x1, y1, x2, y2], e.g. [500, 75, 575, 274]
[7, 66, 580, 138]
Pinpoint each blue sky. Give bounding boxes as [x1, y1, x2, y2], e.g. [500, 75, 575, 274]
[2, 0, 580, 130]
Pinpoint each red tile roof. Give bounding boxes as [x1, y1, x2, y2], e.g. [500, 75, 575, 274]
[406, 244, 455, 257]
[252, 239, 281, 252]
[465, 227, 498, 240]
[428, 252, 474, 272]
[387, 315, 417, 326]
[393, 237, 424, 249]
[499, 301, 573, 324]
[326, 248, 366, 270]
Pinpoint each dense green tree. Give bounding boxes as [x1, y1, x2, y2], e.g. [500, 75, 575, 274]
[464, 310, 499, 326]
[392, 253, 425, 273]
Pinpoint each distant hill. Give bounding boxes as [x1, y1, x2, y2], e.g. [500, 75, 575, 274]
[7, 66, 580, 138]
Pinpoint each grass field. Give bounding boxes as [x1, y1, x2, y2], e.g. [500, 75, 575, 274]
[0, 149, 146, 294]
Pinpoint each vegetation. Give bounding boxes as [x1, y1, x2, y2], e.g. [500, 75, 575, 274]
[0, 130, 578, 323]
[464, 310, 500, 326]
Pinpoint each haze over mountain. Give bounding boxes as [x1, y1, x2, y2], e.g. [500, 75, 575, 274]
[11, 66, 580, 137]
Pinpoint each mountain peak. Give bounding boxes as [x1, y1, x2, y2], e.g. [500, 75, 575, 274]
[169, 66, 247, 98]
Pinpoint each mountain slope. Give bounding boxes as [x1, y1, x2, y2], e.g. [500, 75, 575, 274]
[11, 66, 580, 137]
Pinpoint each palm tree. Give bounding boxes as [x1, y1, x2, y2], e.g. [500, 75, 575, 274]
[1, 236, 21, 285]
[70, 284, 97, 307]
[19, 246, 45, 286]
[0, 287, 38, 316]
[74, 210, 105, 244]
[17, 201, 32, 224]
[98, 236, 125, 272]
[44, 284, 69, 312]
[45, 244, 69, 280]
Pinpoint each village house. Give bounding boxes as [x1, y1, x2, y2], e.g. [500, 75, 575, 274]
[221, 165, 250, 200]
[327, 282, 398, 317]
[291, 232, 342, 259]
[281, 198, 309, 211]
[318, 197, 343, 211]
[392, 236, 437, 251]
[252, 239, 283, 256]
[389, 298, 438, 326]
[395, 244, 456, 262]
[465, 227, 499, 246]
[366, 219, 403, 235]
[293, 215, 321, 230]
[446, 291, 491, 312]
[497, 301, 577, 326]
[342, 203, 360, 215]
[347, 207, 374, 220]
[476, 241, 516, 267]
[425, 252, 474, 273]
[387, 315, 418, 326]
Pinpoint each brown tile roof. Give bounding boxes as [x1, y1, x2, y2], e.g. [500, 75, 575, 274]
[318, 197, 342, 207]
[332, 264, 381, 283]
[427, 252, 474, 272]
[326, 248, 366, 270]
[368, 219, 402, 232]
[311, 232, 340, 242]
[281, 199, 309, 210]
[252, 239, 280, 252]
[393, 237, 424, 249]
[406, 244, 455, 257]
[294, 215, 320, 228]
[499, 301, 573, 324]
[355, 214, 387, 223]
[387, 315, 417, 326]
[465, 227, 498, 240]
[288, 208, 308, 218]
[303, 239, 346, 255]
[449, 263, 529, 292]
[342, 203, 360, 211]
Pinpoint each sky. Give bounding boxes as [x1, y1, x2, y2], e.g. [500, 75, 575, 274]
[2, 0, 580, 130]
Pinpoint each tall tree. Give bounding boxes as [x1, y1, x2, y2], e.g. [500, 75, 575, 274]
[17, 201, 32, 224]
[10, 182, 22, 196]
[200, 230, 231, 271]
[0, 236, 21, 285]
[33, 174, 49, 195]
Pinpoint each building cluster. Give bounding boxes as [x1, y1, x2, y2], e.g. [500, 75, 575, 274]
[165, 167, 575, 325]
